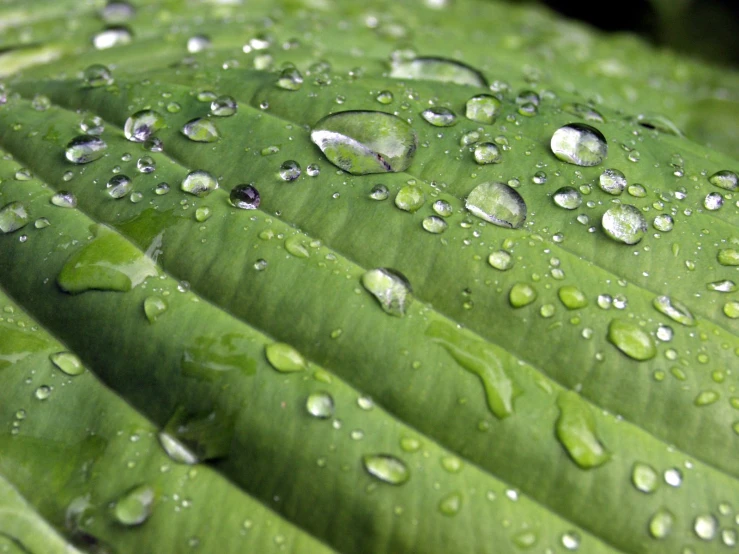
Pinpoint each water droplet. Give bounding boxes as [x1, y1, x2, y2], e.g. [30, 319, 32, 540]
[369, 184, 389, 200]
[601, 204, 647, 245]
[113, 485, 154, 526]
[707, 279, 736, 292]
[703, 192, 724, 211]
[598, 168, 627, 195]
[488, 250, 513, 271]
[708, 170, 737, 191]
[265, 343, 306, 373]
[652, 296, 695, 326]
[512, 530, 538, 549]
[376, 90, 394, 104]
[50, 352, 84, 376]
[465, 182, 526, 229]
[663, 467, 682, 487]
[653, 214, 674, 232]
[34, 385, 51, 400]
[124, 110, 165, 142]
[553, 186, 582, 210]
[226, 184, 261, 210]
[34, 218, 50, 229]
[694, 514, 718, 540]
[395, 185, 425, 212]
[279, 160, 301, 181]
[561, 103, 604, 122]
[390, 56, 487, 87]
[310, 111, 417, 175]
[186, 34, 210, 53]
[607, 319, 656, 361]
[158, 432, 198, 465]
[136, 156, 155, 174]
[65, 135, 107, 164]
[695, 390, 719, 406]
[632, 462, 658, 493]
[361, 268, 412, 317]
[556, 391, 610, 469]
[551, 123, 607, 167]
[656, 325, 673, 341]
[181, 118, 219, 142]
[723, 301, 739, 319]
[83, 64, 113, 87]
[50, 191, 77, 208]
[93, 26, 132, 50]
[426, 321, 521, 419]
[438, 492, 462, 516]
[422, 216, 447, 234]
[509, 283, 536, 308]
[420, 106, 457, 127]
[649, 508, 674, 539]
[100, 1, 135, 23]
[473, 143, 502, 165]
[144, 296, 168, 323]
[561, 531, 581, 551]
[362, 454, 410, 485]
[718, 248, 739, 266]
[0, 202, 30, 234]
[357, 395, 374, 410]
[181, 170, 218, 197]
[154, 183, 170, 195]
[106, 175, 132, 199]
[306, 391, 334, 419]
[276, 67, 304, 91]
[430, 200, 452, 217]
[284, 234, 311, 258]
[196, 206, 212, 222]
[181, 335, 256, 381]
[558, 286, 588, 310]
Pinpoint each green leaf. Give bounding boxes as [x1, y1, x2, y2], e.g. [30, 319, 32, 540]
[0, 0, 737, 553]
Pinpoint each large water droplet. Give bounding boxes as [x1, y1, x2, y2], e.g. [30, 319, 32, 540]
[310, 111, 417, 174]
[551, 123, 607, 167]
[361, 268, 412, 317]
[601, 204, 647, 245]
[556, 391, 610, 469]
[265, 343, 306, 372]
[649, 508, 674, 539]
[653, 214, 674, 232]
[65, 135, 107, 164]
[694, 514, 718, 540]
[509, 283, 536, 308]
[181, 170, 218, 197]
[0, 202, 30, 234]
[113, 485, 154, 526]
[362, 454, 410, 485]
[229, 184, 261, 209]
[598, 168, 627, 195]
[465, 94, 501, 124]
[394, 185, 425, 212]
[420, 107, 457, 127]
[652, 296, 695, 326]
[306, 391, 334, 418]
[473, 143, 502, 165]
[181, 118, 220, 142]
[703, 192, 724, 211]
[50, 352, 84, 376]
[124, 110, 165, 142]
[465, 182, 526, 229]
[558, 286, 588, 310]
[426, 321, 521, 419]
[390, 56, 487, 87]
[607, 319, 656, 361]
[488, 250, 513, 271]
[106, 175, 132, 199]
[632, 462, 659, 493]
[553, 187, 582, 210]
[708, 170, 737, 191]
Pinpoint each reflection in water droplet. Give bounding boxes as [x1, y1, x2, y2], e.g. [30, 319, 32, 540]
[649, 508, 674, 539]
[124, 110, 165, 142]
[420, 107, 457, 127]
[158, 432, 199, 465]
[708, 170, 737, 191]
[306, 391, 334, 418]
[211, 95, 238, 116]
[376, 91, 394, 104]
[601, 204, 647, 245]
[186, 34, 211, 54]
[422, 216, 447, 234]
[598, 168, 626, 195]
[181, 170, 218, 197]
[432, 199, 453, 217]
[553, 187, 582, 210]
[279, 160, 301, 181]
[65, 135, 107, 164]
[551, 123, 607, 167]
[663, 467, 682, 487]
[465, 94, 501, 124]
[561, 531, 581, 551]
[473, 143, 502, 165]
[703, 192, 724, 211]
[361, 268, 412, 317]
[113, 485, 154, 526]
[310, 111, 417, 175]
[362, 454, 410, 485]
[652, 296, 695, 326]
[369, 184, 389, 200]
[181, 118, 220, 142]
[106, 175, 132, 199]
[0, 202, 29, 234]
[607, 319, 656, 361]
[229, 184, 261, 209]
[50, 352, 84, 376]
[466, 182, 526, 228]
[653, 214, 674, 232]
[707, 279, 736, 292]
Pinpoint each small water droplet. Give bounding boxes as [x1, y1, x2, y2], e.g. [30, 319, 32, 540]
[93, 26, 132, 50]
[601, 204, 647, 245]
[420, 106, 457, 127]
[0, 202, 30, 234]
[144, 296, 168, 323]
[361, 268, 412, 317]
[438, 492, 462, 516]
[551, 123, 607, 167]
[607, 319, 656, 361]
[652, 296, 695, 326]
[509, 283, 536, 308]
[598, 168, 627, 195]
[279, 160, 301, 181]
[553, 187, 582, 210]
[695, 390, 719, 406]
[694, 514, 718, 540]
[653, 214, 674, 232]
[124, 110, 165, 142]
[136, 156, 156, 174]
[649, 508, 674, 539]
[558, 286, 588, 309]
[703, 192, 724, 211]
[65, 135, 107, 164]
[83, 64, 113, 87]
[276, 67, 304, 91]
[50, 352, 84, 376]
[422, 215, 447, 234]
[228, 184, 260, 209]
[50, 191, 77, 208]
[632, 462, 659, 493]
[181, 118, 219, 142]
[466, 182, 526, 228]
[113, 485, 154, 526]
[306, 391, 334, 418]
[376, 90, 394, 104]
[561, 103, 604, 122]
[106, 175, 132, 199]
[395, 185, 425, 212]
[663, 468, 682, 487]
[473, 143, 502, 165]
[707, 279, 736, 292]
[186, 34, 211, 53]
[265, 343, 306, 373]
[488, 250, 513, 271]
[362, 454, 410, 485]
[181, 170, 218, 197]
[369, 184, 389, 200]
[390, 56, 487, 87]
[561, 531, 581, 551]
[656, 325, 673, 341]
[718, 249, 739, 266]
[556, 391, 610, 469]
[35, 385, 51, 400]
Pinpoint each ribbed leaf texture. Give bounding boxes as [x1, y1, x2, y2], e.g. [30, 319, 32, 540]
[0, 0, 737, 553]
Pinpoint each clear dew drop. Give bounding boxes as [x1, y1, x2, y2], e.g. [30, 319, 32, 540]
[265, 343, 306, 373]
[601, 204, 647, 245]
[369, 184, 389, 200]
[362, 454, 410, 485]
[113, 485, 154, 526]
[598, 168, 627, 195]
[92, 26, 132, 50]
[389, 56, 487, 87]
[124, 110, 165, 143]
[279, 160, 301, 181]
[432, 199, 453, 217]
[376, 90, 394, 104]
[136, 156, 155, 174]
[186, 34, 211, 54]
[50, 191, 77, 209]
[512, 530, 538, 549]
[694, 390, 719, 406]
[310, 111, 417, 175]
[276, 67, 304, 91]
[420, 106, 457, 127]
[663, 467, 682, 487]
[438, 492, 462, 516]
[106, 175, 132, 199]
[631, 462, 659, 493]
[561, 531, 581, 551]
[708, 170, 737, 191]
[361, 268, 412, 317]
[551, 123, 608, 167]
[229, 184, 261, 209]
[79, 114, 104, 136]
[553, 186, 582, 210]
[509, 283, 536, 308]
[465, 182, 526, 229]
[306, 391, 334, 419]
[49, 352, 84, 376]
[707, 279, 736, 292]
[558, 286, 588, 310]
[488, 250, 513, 271]
[181, 118, 220, 142]
[35, 385, 51, 400]
[653, 214, 674, 232]
[181, 170, 218, 198]
[649, 508, 674, 539]
[556, 391, 610, 469]
[210, 95, 238, 117]
[65, 135, 107, 164]
[718, 248, 739, 266]
[0, 201, 30, 234]
[703, 192, 724, 211]
[83, 64, 113, 87]
[694, 514, 718, 540]
[422, 215, 447, 234]
[473, 143, 502, 165]
[144, 296, 168, 323]
[395, 185, 425, 212]
[158, 432, 199, 465]
[306, 163, 320, 177]
[656, 325, 673, 341]
[652, 296, 696, 326]
[607, 319, 656, 361]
